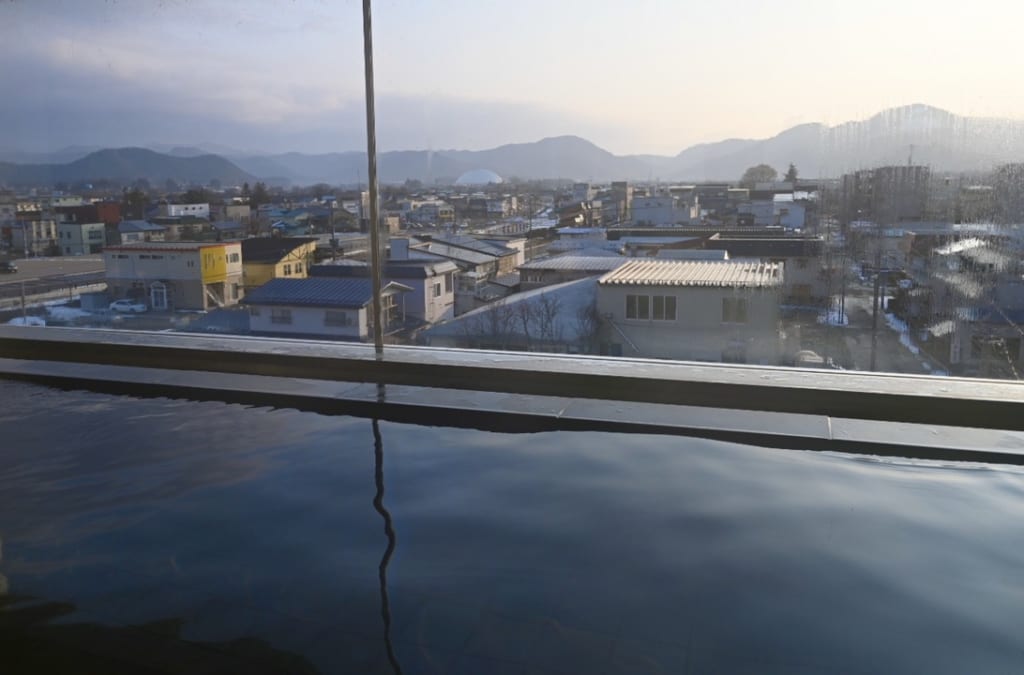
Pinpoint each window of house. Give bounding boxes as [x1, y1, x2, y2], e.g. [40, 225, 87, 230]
[444, 272, 453, 293]
[652, 295, 677, 321]
[296, 262, 303, 273]
[626, 294, 653, 320]
[722, 297, 749, 323]
[283, 264, 292, 275]
[229, 253, 240, 263]
[270, 308, 292, 324]
[249, 307, 261, 317]
[433, 282, 442, 297]
[324, 310, 350, 327]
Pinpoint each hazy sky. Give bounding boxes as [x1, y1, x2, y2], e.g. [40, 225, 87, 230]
[2, 0, 1023, 155]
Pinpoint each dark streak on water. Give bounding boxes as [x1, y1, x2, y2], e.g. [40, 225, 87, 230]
[1, 379, 1024, 674]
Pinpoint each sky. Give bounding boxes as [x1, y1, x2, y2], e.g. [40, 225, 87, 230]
[2, 0, 1024, 156]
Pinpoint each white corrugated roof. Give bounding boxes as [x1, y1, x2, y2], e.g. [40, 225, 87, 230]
[598, 260, 783, 288]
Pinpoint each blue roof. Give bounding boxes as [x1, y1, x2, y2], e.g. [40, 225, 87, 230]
[244, 277, 409, 309]
[119, 220, 165, 233]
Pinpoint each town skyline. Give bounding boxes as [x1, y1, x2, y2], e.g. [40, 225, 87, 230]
[3, 0, 1024, 155]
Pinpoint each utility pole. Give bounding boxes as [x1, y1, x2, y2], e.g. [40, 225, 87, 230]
[362, 0, 384, 356]
[869, 223, 883, 371]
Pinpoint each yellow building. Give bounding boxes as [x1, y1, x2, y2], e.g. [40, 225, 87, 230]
[241, 237, 318, 290]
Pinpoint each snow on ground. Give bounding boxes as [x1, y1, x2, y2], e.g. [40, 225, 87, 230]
[6, 316, 46, 326]
[47, 305, 92, 321]
[884, 312, 920, 355]
[816, 309, 848, 326]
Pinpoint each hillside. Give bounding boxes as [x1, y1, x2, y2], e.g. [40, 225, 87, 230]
[0, 148, 255, 187]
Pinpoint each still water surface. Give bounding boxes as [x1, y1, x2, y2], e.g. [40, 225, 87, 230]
[1, 380, 1023, 673]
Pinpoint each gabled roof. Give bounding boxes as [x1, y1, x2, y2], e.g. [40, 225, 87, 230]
[598, 260, 783, 288]
[430, 234, 516, 257]
[310, 258, 458, 280]
[416, 242, 497, 265]
[241, 236, 317, 263]
[244, 277, 411, 309]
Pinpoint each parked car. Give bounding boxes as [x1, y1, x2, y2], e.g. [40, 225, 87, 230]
[109, 299, 148, 313]
[0, 261, 17, 273]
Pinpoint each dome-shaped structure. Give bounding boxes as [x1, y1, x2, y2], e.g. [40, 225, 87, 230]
[455, 169, 503, 186]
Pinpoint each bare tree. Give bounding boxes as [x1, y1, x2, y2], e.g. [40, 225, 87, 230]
[573, 299, 601, 354]
[514, 299, 536, 351]
[535, 293, 562, 346]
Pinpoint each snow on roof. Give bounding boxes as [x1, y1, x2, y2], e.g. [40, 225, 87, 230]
[934, 237, 987, 256]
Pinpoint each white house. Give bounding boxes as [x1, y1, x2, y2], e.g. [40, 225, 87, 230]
[630, 196, 695, 226]
[244, 277, 412, 341]
[162, 203, 211, 219]
[596, 259, 785, 364]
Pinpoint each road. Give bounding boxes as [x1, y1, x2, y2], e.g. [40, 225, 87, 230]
[841, 286, 945, 375]
[0, 257, 106, 300]
[0, 256, 105, 282]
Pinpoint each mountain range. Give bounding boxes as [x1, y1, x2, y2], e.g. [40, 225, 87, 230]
[2, 105, 1023, 187]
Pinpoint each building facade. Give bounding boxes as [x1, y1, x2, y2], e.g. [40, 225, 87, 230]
[244, 277, 411, 341]
[58, 221, 106, 256]
[596, 259, 784, 364]
[104, 241, 243, 310]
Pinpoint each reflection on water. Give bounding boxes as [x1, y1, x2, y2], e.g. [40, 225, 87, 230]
[373, 418, 403, 675]
[0, 591, 318, 673]
[1, 378, 1024, 674]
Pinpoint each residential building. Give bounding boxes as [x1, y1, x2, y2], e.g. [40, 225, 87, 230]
[96, 202, 122, 226]
[958, 185, 996, 223]
[224, 204, 252, 224]
[630, 195, 695, 226]
[244, 277, 411, 341]
[311, 246, 458, 326]
[518, 255, 630, 290]
[104, 241, 243, 310]
[772, 194, 806, 230]
[118, 220, 167, 244]
[0, 201, 15, 227]
[572, 183, 593, 203]
[993, 163, 1024, 224]
[58, 221, 106, 255]
[11, 219, 58, 256]
[430, 234, 520, 274]
[840, 166, 930, 224]
[403, 199, 455, 224]
[161, 203, 211, 219]
[606, 181, 633, 224]
[703, 235, 826, 305]
[210, 221, 246, 240]
[241, 237, 318, 290]
[596, 259, 785, 364]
